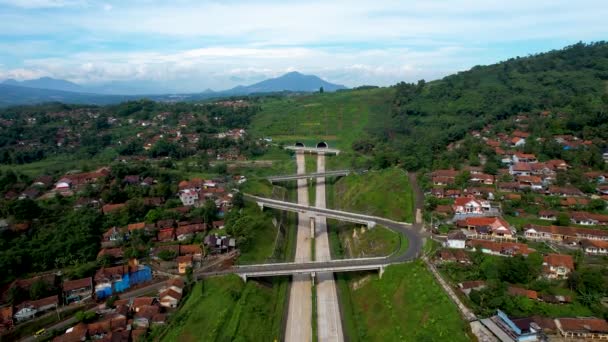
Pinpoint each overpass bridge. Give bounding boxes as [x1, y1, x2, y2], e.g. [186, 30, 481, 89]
[245, 194, 414, 229]
[247, 194, 377, 227]
[284, 146, 341, 155]
[267, 169, 352, 183]
[233, 257, 390, 281]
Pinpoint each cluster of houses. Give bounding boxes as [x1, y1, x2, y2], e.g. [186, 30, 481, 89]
[177, 177, 233, 210]
[52, 278, 186, 342]
[477, 309, 608, 341]
[0, 274, 95, 328]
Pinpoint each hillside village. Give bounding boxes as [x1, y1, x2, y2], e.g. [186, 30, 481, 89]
[426, 110, 608, 340]
[0, 100, 269, 341]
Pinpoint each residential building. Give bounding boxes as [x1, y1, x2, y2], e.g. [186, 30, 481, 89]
[580, 239, 608, 255]
[468, 240, 534, 256]
[542, 254, 574, 279]
[452, 197, 491, 215]
[457, 216, 516, 240]
[445, 231, 467, 249]
[480, 310, 542, 342]
[523, 224, 608, 243]
[555, 318, 608, 340]
[63, 277, 93, 304]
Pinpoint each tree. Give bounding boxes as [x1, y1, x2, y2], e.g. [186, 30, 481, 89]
[554, 213, 570, 226]
[232, 191, 244, 209]
[29, 279, 50, 300]
[319, 86, 324, 93]
[202, 199, 217, 225]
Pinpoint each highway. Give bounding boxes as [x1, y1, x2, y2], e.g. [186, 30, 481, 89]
[285, 151, 313, 342]
[314, 152, 345, 341]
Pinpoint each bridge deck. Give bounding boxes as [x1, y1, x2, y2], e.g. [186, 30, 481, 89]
[284, 146, 341, 155]
[267, 170, 351, 182]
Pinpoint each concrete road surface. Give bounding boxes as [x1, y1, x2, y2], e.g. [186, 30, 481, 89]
[314, 153, 345, 341]
[285, 151, 313, 342]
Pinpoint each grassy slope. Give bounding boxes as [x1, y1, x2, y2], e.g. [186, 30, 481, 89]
[235, 204, 279, 265]
[161, 276, 287, 342]
[339, 262, 471, 342]
[333, 167, 414, 222]
[250, 88, 393, 150]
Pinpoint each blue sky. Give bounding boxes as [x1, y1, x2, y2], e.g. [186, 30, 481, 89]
[0, 0, 607, 92]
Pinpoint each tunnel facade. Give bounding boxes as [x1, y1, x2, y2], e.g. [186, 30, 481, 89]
[316, 141, 328, 148]
[295, 142, 305, 147]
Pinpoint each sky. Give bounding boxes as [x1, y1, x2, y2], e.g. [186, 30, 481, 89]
[0, 0, 607, 93]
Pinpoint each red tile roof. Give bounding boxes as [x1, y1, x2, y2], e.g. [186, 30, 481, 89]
[543, 253, 574, 269]
[557, 318, 608, 334]
[63, 277, 92, 292]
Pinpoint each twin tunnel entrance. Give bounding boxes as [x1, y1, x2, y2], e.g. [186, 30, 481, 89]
[295, 141, 328, 148]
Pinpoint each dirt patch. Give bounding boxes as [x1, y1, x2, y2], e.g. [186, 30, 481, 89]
[351, 274, 372, 291]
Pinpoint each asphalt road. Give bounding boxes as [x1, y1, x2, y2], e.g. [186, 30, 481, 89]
[314, 153, 345, 342]
[285, 151, 312, 342]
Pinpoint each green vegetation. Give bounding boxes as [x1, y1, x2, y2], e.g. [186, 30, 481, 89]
[225, 203, 278, 265]
[338, 262, 470, 342]
[332, 167, 414, 222]
[161, 276, 287, 342]
[329, 220, 399, 258]
[250, 87, 394, 150]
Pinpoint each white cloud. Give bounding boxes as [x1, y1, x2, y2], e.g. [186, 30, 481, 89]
[0, 0, 607, 90]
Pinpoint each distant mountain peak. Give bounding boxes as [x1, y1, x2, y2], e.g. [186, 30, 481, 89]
[226, 71, 347, 94]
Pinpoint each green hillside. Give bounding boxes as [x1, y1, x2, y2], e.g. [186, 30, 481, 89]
[250, 87, 393, 150]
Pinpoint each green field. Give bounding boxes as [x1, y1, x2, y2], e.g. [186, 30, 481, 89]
[332, 167, 414, 222]
[329, 220, 399, 259]
[161, 276, 287, 342]
[338, 262, 471, 342]
[250, 88, 394, 150]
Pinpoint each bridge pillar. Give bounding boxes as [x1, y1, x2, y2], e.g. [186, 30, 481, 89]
[378, 266, 385, 279]
[310, 217, 316, 239]
[239, 274, 248, 282]
[257, 202, 264, 211]
[311, 272, 316, 286]
[367, 221, 376, 229]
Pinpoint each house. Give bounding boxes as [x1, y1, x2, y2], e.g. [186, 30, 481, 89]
[547, 186, 584, 197]
[132, 297, 157, 312]
[123, 175, 140, 185]
[512, 152, 537, 163]
[458, 281, 486, 296]
[179, 189, 199, 206]
[511, 137, 526, 147]
[97, 248, 124, 261]
[176, 255, 193, 274]
[434, 205, 453, 217]
[555, 318, 608, 340]
[445, 231, 467, 249]
[580, 239, 608, 255]
[516, 175, 543, 190]
[481, 310, 542, 342]
[212, 220, 225, 229]
[53, 322, 88, 342]
[165, 278, 185, 294]
[468, 240, 534, 256]
[538, 210, 558, 221]
[437, 249, 470, 264]
[14, 295, 59, 322]
[523, 224, 608, 243]
[133, 305, 160, 328]
[179, 244, 203, 260]
[560, 197, 589, 207]
[102, 203, 126, 215]
[510, 163, 532, 176]
[157, 228, 175, 242]
[431, 170, 459, 185]
[469, 173, 494, 185]
[159, 289, 182, 308]
[570, 211, 608, 226]
[457, 217, 516, 240]
[452, 197, 490, 215]
[127, 222, 147, 232]
[508, 286, 538, 300]
[542, 254, 574, 279]
[32, 175, 54, 188]
[63, 277, 93, 304]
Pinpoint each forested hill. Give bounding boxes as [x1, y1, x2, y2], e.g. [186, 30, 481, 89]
[362, 41, 608, 170]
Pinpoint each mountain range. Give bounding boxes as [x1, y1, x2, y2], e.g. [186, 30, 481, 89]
[0, 72, 347, 106]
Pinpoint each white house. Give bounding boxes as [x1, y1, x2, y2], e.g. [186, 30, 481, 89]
[445, 231, 467, 249]
[452, 197, 490, 215]
[179, 189, 199, 206]
[580, 239, 608, 255]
